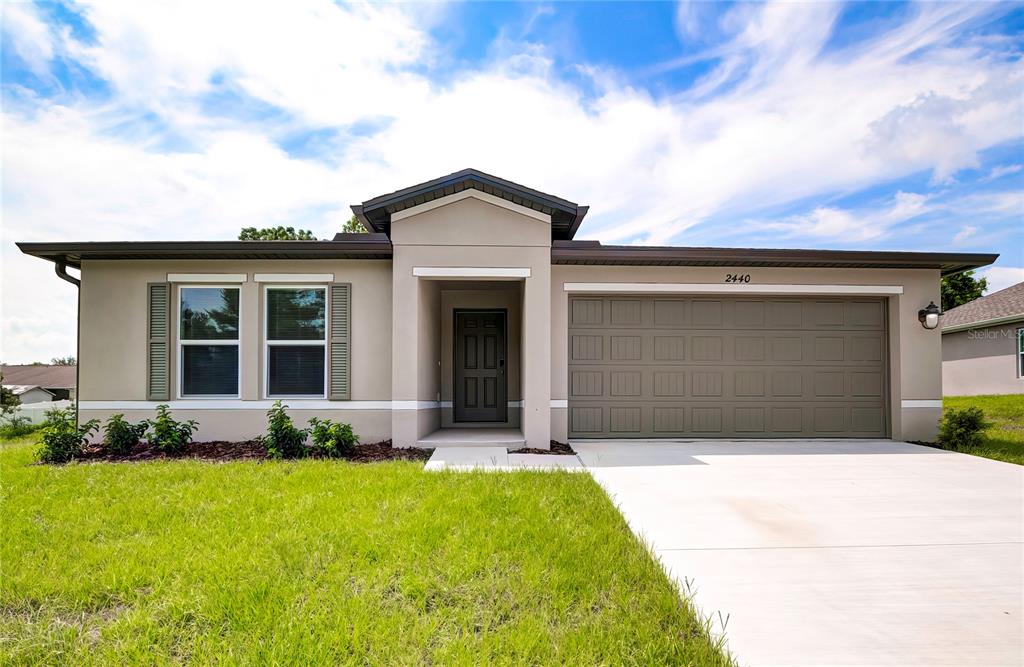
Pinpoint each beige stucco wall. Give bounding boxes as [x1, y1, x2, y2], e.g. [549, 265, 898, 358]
[390, 194, 552, 447]
[550, 264, 944, 442]
[943, 324, 1024, 396]
[78, 258, 393, 442]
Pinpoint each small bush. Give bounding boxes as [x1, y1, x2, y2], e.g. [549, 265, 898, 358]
[104, 413, 149, 455]
[148, 404, 198, 454]
[261, 401, 308, 459]
[938, 406, 988, 450]
[37, 409, 100, 463]
[0, 415, 39, 439]
[308, 417, 358, 457]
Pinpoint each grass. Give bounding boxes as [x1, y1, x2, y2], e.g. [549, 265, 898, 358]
[941, 395, 1024, 465]
[0, 436, 730, 666]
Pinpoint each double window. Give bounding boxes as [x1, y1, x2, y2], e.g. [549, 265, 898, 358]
[179, 287, 240, 397]
[265, 287, 327, 397]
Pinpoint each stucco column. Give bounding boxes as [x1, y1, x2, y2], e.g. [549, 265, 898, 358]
[521, 267, 551, 448]
[240, 277, 260, 400]
[391, 253, 419, 447]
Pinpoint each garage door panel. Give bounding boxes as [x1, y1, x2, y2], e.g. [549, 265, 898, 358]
[568, 296, 888, 438]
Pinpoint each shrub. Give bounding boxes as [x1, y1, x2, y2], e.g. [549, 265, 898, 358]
[0, 415, 40, 439]
[148, 404, 198, 455]
[104, 413, 149, 455]
[308, 417, 358, 457]
[261, 401, 308, 459]
[938, 407, 988, 450]
[37, 408, 99, 463]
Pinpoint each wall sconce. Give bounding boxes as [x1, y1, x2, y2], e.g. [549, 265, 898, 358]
[918, 301, 941, 330]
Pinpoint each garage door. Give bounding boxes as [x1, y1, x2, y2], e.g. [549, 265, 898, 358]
[568, 296, 888, 438]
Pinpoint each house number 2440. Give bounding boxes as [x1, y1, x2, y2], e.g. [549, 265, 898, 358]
[724, 273, 751, 283]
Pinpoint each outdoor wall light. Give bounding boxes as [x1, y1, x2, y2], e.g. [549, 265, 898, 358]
[918, 301, 941, 330]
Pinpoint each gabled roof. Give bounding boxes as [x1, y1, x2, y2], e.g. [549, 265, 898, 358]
[942, 281, 1024, 332]
[1, 364, 76, 389]
[352, 168, 589, 240]
[5, 385, 55, 397]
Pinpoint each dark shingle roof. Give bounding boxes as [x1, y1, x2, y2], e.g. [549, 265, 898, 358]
[942, 282, 1024, 331]
[1, 365, 76, 389]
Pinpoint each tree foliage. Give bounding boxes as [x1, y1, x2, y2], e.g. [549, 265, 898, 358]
[238, 226, 315, 240]
[50, 356, 76, 366]
[941, 270, 988, 312]
[340, 215, 367, 234]
[0, 372, 21, 419]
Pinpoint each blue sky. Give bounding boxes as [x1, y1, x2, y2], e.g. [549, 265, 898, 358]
[1, 0, 1022, 362]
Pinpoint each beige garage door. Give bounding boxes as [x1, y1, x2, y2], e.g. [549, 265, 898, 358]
[568, 296, 888, 438]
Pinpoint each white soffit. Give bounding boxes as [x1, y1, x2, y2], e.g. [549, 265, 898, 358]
[254, 273, 335, 283]
[168, 273, 247, 283]
[413, 267, 531, 279]
[391, 189, 551, 223]
[563, 283, 904, 295]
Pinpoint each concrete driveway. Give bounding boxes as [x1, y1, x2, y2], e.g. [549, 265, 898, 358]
[574, 440, 1024, 666]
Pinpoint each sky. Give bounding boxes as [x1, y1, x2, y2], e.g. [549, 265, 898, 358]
[1, 0, 1022, 364]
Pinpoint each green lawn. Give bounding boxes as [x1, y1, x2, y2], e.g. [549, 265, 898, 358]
[942, 395, 1024, 465]
[0, 437, 730, 666]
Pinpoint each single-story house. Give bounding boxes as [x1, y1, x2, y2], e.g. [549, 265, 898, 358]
[942, 282, 1024, 396]
[18, 169, 997, 447]
[0, 364, 77, 402]
[5, 385, 56, 405]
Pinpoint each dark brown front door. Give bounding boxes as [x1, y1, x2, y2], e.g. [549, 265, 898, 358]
[454, 310, 507, 423]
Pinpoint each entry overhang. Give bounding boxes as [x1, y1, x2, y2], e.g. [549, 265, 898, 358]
[413, 267, 531, 280]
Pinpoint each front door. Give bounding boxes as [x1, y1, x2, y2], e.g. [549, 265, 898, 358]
[454, 310, 507, 423]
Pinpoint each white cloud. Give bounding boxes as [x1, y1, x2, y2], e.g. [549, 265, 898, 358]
[1, 1, 54, 76]
[2, 0, 1023, 361]
[984, 163, 1023, 181]
[978, 266, 1024, 295]
[953, 225, 978, 245]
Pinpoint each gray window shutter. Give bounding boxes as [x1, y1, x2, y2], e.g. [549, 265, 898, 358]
[329, 283, 351, 400]
[147, 282, 171, 401]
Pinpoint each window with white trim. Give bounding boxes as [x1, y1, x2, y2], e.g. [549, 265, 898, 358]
[1018, 328, 1024, 378]
[179, 286, 240, 397]
[265, 286, 327, 397]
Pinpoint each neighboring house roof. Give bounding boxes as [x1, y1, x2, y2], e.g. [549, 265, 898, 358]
[352, 168, 590, 240]
[5, 384, 55, 397]
[552, 240, 998, 276]
[941, 282, 1024, 333]
[1, 365, 76, 389]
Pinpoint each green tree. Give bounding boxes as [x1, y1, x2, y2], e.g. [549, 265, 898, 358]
[50, 356, 76, 366]
[238, 226, 316, 240]
[1, 372, 21, 420]
[340, 215, 367, 233]
[941, 270, 988, 311]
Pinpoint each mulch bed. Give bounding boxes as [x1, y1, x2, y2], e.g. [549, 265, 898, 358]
[73, 440, 433, 464]
[508, 440, 576, 456]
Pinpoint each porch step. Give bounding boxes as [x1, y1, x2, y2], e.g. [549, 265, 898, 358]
[417, 428, 525, 449]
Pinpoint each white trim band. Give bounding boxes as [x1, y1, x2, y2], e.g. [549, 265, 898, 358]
[413, 267, 531, 279]
[901, 400, 942, 409]
[563, 282, 904, 295]
[550, 399, 568, 409]
[81, 399, 535, 411]
[254, 273, 334, 283]
[168, 273, 247, 283]
[391, 189, 551, 223]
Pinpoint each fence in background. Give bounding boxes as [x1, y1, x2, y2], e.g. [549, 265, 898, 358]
[8, 400, 73, 424]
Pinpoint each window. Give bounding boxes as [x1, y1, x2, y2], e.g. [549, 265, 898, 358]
[1018, 328, 1024, 378]
[179, 287, 240, 397]
[265, 287, 327, 397]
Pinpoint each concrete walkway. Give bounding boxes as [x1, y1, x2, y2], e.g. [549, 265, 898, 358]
[424, 446, 584, 471]
[574, 439, 1024, 666]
